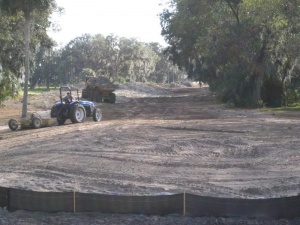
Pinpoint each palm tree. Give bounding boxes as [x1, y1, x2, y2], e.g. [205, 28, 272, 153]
[0, 0, 56, 117]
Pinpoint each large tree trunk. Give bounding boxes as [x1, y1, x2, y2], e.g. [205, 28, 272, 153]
[252, 37, 267, 107]
[22, 11, 31, 118]
[252, 72, 262, 106]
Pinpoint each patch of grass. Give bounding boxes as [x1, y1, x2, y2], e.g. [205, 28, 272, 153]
[21, 86, 57, 96]
[260, 104, 300, 112]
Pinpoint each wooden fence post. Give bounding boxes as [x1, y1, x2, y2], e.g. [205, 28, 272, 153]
[183, 191, 186, 216]
[73, 190, 76, 214]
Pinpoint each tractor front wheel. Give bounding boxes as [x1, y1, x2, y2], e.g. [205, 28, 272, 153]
[92, 108, 102, 122]
[70, 104, 86, 123]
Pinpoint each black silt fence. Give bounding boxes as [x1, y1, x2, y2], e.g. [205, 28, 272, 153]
[8, 188, 74, 212]
[0, 187, 8, 208]
[0, 187, 300, 219]
[185, 194, 300, 219]
[75, 193, 183, 215]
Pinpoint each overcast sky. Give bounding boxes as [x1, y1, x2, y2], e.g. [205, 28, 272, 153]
[48, 0, 167, 47]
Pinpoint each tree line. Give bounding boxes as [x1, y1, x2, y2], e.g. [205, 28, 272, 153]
[0, 0, 184, 113]
[32, 34, 184, 90]
[160, 0, 300, 107]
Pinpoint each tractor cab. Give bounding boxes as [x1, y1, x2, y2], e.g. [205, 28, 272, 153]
[59, 86, 79, 104]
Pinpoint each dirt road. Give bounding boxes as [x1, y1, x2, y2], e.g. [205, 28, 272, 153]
[0, 84, 299, 200]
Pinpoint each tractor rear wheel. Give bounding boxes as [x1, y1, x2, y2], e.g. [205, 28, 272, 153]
[70, 104, 86, 123]
[92, 108, 102, 121]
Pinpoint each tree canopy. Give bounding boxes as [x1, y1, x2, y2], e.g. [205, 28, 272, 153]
[160, 0, 300, 107]
[0, 0, 57, 116]
[0, 1, 186, 107]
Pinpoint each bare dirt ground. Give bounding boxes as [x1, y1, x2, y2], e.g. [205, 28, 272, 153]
[0, 82, 300, 224]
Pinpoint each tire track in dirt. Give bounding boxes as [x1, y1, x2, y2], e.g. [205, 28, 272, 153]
[1, 86, 300, 199]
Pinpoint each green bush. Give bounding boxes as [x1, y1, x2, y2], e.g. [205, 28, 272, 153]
[284, 88, 299, 106]
[118, 76, 126, 84]
[0, 69, 21, 106]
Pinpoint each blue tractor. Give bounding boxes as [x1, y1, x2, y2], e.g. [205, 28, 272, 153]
[50, 86, 102, 125]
